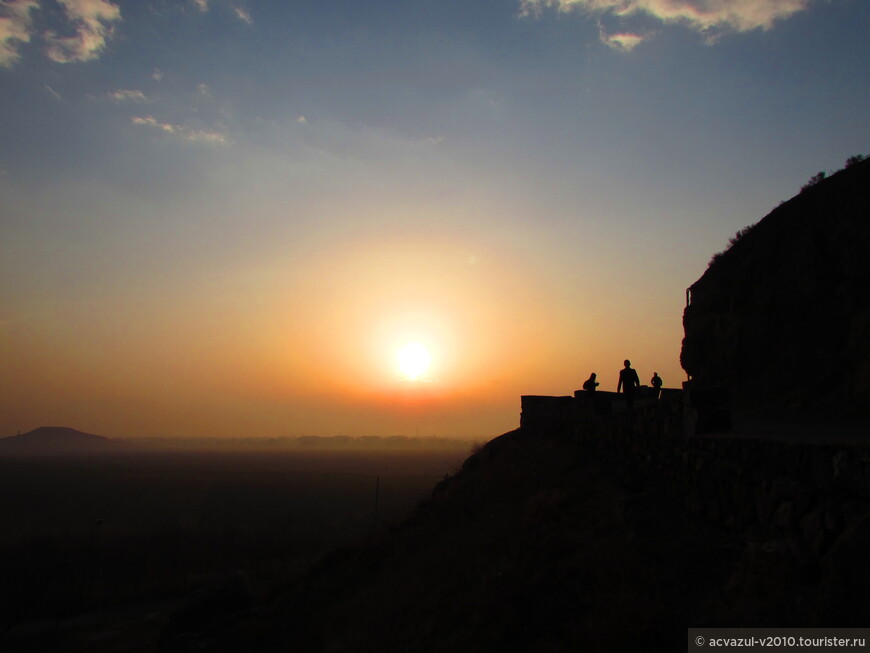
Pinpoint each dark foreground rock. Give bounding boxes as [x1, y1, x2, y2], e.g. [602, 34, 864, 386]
[160, 429, 794, 652]
[681, 157, 870, 414]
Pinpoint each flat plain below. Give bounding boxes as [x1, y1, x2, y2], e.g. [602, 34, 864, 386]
[0, 443, 473, 651]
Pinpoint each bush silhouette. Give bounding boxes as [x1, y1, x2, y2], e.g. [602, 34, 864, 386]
[801, 171, 826, 192]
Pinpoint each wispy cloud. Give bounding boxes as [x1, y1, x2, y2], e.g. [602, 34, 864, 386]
[190, 0, 251, 24]
[233, 6, 252, 25]
[132, 115, 229, 144]
[44, 83, 64, 100]
[521, 0, 814, 46]
[132, 115, 174, 132]
[0, 0, 39, 67]
[186, 129, 227, 144]
[600, 28, 644, 51]
[45, 0, 122, 63]
[108, 88, 146, 102]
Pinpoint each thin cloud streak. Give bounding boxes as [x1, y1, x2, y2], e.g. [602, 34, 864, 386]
[190, 0, 251, 24]
[44, 83, 64, 101]
[132, 115, 174, 133]
[132, 115, 229, 144]
[108, 89, 147, 102]
[233, 6, 252, 25]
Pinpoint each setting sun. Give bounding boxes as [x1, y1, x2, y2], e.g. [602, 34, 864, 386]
[397, 342, 432, 380]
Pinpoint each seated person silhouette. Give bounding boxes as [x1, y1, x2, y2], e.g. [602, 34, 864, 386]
[617, 359, 640, 408]
[582, 372, 599, 394]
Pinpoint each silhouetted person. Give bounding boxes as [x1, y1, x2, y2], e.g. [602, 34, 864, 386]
[650, 372, 663, 399]
[582, 373, 599, 394]
[617, 359, 640, 408]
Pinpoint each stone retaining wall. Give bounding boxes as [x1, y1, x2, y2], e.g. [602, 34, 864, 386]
[520, 394, 870, 570]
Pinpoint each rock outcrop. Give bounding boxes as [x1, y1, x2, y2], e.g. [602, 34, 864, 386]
[681, 158, 870, 414]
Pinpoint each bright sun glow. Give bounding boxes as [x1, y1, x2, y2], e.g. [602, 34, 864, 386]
[396, 342, 432, 380]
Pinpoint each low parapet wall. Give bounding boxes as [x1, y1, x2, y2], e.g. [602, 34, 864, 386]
[519, 395, 575, 433]
[522, 385, 730, 440]
[521, 388, 684, 439]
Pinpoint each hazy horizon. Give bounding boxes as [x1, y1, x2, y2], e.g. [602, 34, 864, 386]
[1, 425, 485, 444]
[2, 0, 869, 439]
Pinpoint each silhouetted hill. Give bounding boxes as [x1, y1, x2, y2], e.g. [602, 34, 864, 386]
[0, 426, 115, 455]
[681, 156, 870, 414]
[160, 430, 746, 651]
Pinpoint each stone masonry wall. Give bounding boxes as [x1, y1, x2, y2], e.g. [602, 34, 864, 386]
[521, 395, 870, 575]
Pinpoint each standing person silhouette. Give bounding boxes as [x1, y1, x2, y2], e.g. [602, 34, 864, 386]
[650, 372, 663, 399]
[617, 359, 641, 408]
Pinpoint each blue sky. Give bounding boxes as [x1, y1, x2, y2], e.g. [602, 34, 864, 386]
[1, 0, 868, 438]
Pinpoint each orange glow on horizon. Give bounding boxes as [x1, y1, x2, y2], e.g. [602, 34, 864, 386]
[0, 223, 686, 439]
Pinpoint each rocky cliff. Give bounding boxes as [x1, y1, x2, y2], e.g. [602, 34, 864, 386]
[681, 157, 870, 414]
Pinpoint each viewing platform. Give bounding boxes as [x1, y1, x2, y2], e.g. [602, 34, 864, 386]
[520, 385, 731, 440]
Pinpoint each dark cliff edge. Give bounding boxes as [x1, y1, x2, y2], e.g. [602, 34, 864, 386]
[681, 157, 870, 415]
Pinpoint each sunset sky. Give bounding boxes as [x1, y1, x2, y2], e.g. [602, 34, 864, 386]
[1, 0, 868, 439]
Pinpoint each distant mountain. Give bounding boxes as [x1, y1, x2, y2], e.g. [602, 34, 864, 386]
[0, 426, 116, 455]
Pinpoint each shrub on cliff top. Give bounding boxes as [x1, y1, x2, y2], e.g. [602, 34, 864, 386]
[707, 223, 757, 268]
[801, 171, 827, 192]
[728, 223, 756, 248]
